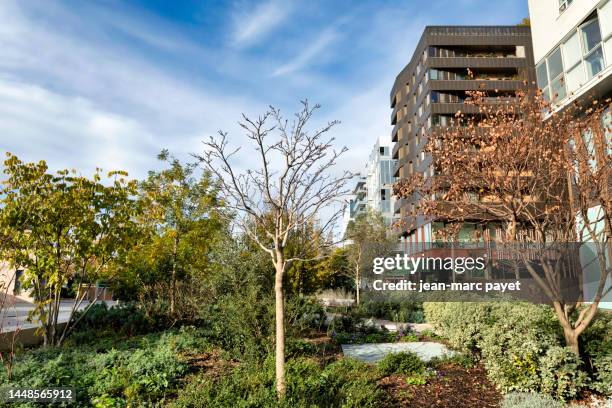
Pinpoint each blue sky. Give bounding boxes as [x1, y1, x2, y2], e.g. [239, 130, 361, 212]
[0, 0, 529, 178]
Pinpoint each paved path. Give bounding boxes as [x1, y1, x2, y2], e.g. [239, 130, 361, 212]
[341, 342, 455, 363]
[1, 300, 116, 333]
[326, 313, 433, 333]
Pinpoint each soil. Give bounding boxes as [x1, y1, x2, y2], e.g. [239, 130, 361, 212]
[379, 363, 502, 408]
[186, 349, 237, 378]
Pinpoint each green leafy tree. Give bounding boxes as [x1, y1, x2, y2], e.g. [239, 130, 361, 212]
[0, 153, 139, 346]
[345, 211, 395, 305]
[131, 151, 225, 315]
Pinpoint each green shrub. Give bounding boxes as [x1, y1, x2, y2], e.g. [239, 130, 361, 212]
[539, 346, 588, 400]
[71, 302, 157, 339]
[354, 298, 424, 323]
[477, 303, 562, 394]
[501, 392, 564, 408]
[583, 312, 612, 395]
[423, 301, 594, 400]
[428, 352, 475, 369]
[423, 301, 495, 352]
[400, 333, 419, 342]
[1, 329, 199, 405]
[378, 351, 425, 376]
[285, 338, 317, 358]
[172, 357, 390, 408]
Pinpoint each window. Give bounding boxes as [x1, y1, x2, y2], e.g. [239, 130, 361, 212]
[582, 18, 602, 53]
[536, 62, 548, 89]
[429, 69, 439, 80]
[431, 91, 439, 103]
[580, 17, 605, 80]
[550, 76, 567, 101]
[545, 47, 566, 102]
[548, 48, 564, 80]
[585, 47, 604, 78]
[563, 31, 582, 68]
[559, 0, 573, 13]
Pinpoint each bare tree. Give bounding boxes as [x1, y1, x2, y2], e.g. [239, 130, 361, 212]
[197, 101, 351, 397]
[394, 89, 611, 355]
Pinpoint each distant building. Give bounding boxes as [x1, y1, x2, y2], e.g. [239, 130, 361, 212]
[365, 137, 397, 226]
[341, 138, 397, 237]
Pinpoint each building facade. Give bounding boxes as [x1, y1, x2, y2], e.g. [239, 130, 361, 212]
[528, 0, 612, 308]
[341, 138, 398, 236]
[390, 25, 536, 247]
[366, 138, 397, 226]
[529, 0, 612, 109]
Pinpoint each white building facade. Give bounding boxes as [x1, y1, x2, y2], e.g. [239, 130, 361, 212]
[528, 0, 612, 308]
[365, 137, 397, 226]
[529, 0, 612, 108]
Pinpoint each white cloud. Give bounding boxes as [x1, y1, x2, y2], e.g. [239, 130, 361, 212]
[231, 0, 292, 48]
[272, 28, 338, 77]
[0, 0, 262, 177]
[0, 79, 158, 177]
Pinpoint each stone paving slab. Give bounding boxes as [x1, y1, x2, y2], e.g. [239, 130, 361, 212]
[341, 342, 455, 363]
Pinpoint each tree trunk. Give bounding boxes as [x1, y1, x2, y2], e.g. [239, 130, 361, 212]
[355, 266, 360, 305]
[552, 301, 581, 356]
[274, 261, 286, 399]
[170, 235, 178, 315]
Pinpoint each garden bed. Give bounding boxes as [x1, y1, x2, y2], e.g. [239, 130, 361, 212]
[380, 363, 501, 408]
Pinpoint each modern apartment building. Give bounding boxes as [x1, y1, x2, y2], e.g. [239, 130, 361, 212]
[341, 138, 398, 237]
[390, 25, 536, 247]
[341, 176, 367, 238]
[528, 0, 612, 308]
[366, 137, 397, 226]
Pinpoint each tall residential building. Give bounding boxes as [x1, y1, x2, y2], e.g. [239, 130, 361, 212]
[341, 176, 367, 237]
[341, 138, 398, 236]
[528, 0, 612, 308]
[390, 25, 536, 247]
[366, 137, 397, 226]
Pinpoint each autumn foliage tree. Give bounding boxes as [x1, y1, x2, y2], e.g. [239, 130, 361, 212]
[197, 101, 351, 398]
[394, 89, 611, 355]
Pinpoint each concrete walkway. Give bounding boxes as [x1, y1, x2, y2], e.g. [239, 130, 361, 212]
[341, 342, 455, 363]
[1, 300, 116, 333]
[326, 313, 433, 333]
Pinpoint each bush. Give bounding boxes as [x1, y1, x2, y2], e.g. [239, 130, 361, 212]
[423, 301, 592, 400]
[423, 302, 496, 352]
[172, 357, 391, 408]
[285, 338, 317, 358]
[378, 351, 425, 376]
[354, 298, 424, 323]
[582, 311, 612, 395]
[539, 346, 588, 400]
[0, 328, 206, 405]
[71, 302, 157, 338]
[501, 392, 564, 408]
[428, 353, 475, 369]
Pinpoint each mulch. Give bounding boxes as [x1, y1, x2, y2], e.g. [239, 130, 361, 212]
[379, 363, 502, 408]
